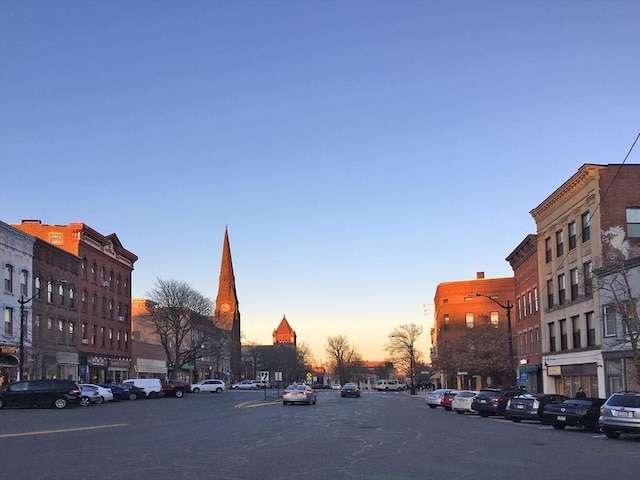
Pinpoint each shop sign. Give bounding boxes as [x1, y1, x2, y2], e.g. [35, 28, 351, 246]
[547, 366, 562, 376]
[0, 346, 18, 354]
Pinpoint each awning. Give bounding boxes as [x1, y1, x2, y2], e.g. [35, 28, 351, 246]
[518, 364, 542, 373]
[0, 352, 19, 367]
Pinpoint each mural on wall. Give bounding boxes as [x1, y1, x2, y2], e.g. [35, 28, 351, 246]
[602, 225, 632, 261]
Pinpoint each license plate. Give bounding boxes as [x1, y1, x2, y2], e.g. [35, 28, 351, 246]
[517, 405, 524, 409]
[556, 415, 566, 421]
[480, 399, 487, 404]
[614, 411, 631, 418]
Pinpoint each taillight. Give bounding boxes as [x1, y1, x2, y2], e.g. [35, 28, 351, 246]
[533, 400, 540, 409]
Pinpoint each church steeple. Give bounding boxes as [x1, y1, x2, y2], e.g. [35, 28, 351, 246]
[273, 315, 297, 346]
[214, 227, 241, 379]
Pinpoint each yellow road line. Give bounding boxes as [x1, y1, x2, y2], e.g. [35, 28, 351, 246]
[0, 423, 127, 438]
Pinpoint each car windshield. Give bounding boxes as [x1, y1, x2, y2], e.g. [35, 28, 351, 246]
[607, 395, 640, 408]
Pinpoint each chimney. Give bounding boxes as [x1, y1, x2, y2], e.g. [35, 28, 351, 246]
[476, 272, 485, 279]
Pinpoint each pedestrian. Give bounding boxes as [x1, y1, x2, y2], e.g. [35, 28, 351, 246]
[575, 387, 587, 398]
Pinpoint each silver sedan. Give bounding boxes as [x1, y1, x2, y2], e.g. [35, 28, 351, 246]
[283, 384, 317, 405]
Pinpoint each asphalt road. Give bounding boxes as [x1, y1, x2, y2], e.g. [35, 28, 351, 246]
[0, 389, 638, 480]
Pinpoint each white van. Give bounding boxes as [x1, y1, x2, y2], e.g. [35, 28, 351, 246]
[122, 378, 163, 398]
[375, 379, 402, 391]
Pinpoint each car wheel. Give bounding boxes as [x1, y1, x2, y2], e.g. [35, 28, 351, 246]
[80, 396, 91, 407]
[216, 388, 222, 393]
[444, 407, 452, 411]
[53, 397, 68, 409]
[428, 404, 436, 409]
[456, 410, 464, 415]
[604, 429, 620, 439]
[233, 386, 239, 390]
[192, 388, 200, 393]
[174, 389, 184, 398]
[511, 418, 522, 423]
[128, 392, 138, 401]
[552, 423, 566, 430]
[149, 392, 158, 399]
[95, 396, 104, 405]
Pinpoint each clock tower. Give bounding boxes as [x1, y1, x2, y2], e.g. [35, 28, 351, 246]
[214, 227, 241, 380]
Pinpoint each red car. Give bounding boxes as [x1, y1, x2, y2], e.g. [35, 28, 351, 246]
[440, 390, 460, 411]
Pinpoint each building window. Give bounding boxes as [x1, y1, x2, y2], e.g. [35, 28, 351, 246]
[465, 313, 474, 328]
[117, 274, 122, 294]
[556, 230, 564, 257]
[20, 270, 28, 296]
[547, 279, 554, 309]
[92, 325, 97, 345]
[100, 267, 106, 284]
[528, 291, 533, 315]
[558, 274, 566, 305]
[82, 322, 87, 342]
[571, 315, 581, 349]
[490, 311, 499, 326]
[69, 288, 75, 309]
[4, 307, 13, 335]
[549, 323, 556, 352]
[47, 282, 53, 304]
[101, 296, 107, 318]
[517, 296, 523, 320]
[533, 287, 539, 312]
[559, 319, 568, 351]
[69, 321, 75, 345]
[92, 294, 98, 314]
[124, 331, 129, 351]
[81, 290, 87, 312]
[568, 221, 577, 250]
[58, 284, 65, 307]
[443, 314, 449, 331]
[101, 326, 106, 347]
[117, 330, 122, 350]
[581, 211, 591, 242]
[34, 276, 41, 300]
[570, 268, 579, 301]
[109, 300, 114, 320]
[109, 328, 114, 348]
[627, 207, 640, 237]
[584, 261, 593, 296]
[81, 257, 87, 280]
[58, 319, 65, 344]
[91, 262, 97, 283]
[586, 311, 596, 346]
[4, 264, 13, 292]
[545, 237, 552, 263]
[603, 305, 617, 337]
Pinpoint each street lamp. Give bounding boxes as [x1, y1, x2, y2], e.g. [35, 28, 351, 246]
[475, 293, 516, 387]
[17, 279, 62, 381]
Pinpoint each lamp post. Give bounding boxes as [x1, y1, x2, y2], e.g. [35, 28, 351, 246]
[475, 293, 516, 387]
[17, 279, 60, 381]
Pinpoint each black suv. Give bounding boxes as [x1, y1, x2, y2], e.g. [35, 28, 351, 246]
[471, 388, 525, 417]
[0, 379, 82, 409]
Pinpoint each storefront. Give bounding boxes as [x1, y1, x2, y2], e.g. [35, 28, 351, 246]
[133, 358, 167, 379]
[546, 362, 599, 397]
[518, 364, 542, 393]
[0, 346, 19, 385]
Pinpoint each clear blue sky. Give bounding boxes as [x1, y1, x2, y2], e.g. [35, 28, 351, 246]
[1, 1, 639, 363]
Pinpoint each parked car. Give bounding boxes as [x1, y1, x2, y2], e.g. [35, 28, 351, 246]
[232, 380, 260, 390]
[425, 388, 447, 408]
[542, 397, 606, 431]
[471, 388, 524, 417]
[122, 378, 163, 398]
[452, 390, 478, 414]
[0, 379, 82, 409]
[440, 390, 460, 411]
[100, 383, 126, 401]
[110, 382, 146, 400]
[599, 391, 640, 439]
[375, 379, 402, 391]
[191, 379, 226, 394]
[504, 393, 568, 423]
[162, 380, 191, 398]
[253, 380, 268, 389]
[341, 383, 361, 398]
[282, 383, 317, 405]
[331, 384, 342, 390]
[80, 385, 103, 406]
[79, 383, 114, 403]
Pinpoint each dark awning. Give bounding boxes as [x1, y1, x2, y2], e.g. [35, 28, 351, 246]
[0, 352, 19, 367]
[518, 364, 542, 373]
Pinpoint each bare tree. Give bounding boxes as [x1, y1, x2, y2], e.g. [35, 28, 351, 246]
[596, 256, 640, 390]
[385, 323, 424, 394]
[324, 335, 362, 385]
[145, 278, 224, 378]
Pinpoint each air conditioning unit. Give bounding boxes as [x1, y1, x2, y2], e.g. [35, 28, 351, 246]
[117, 316, 125, 322]
[81, 339, 88, 344]
[101, 281, 110, 288]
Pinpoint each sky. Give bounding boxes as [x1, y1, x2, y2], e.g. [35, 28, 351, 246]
[1, 1, 639, 365]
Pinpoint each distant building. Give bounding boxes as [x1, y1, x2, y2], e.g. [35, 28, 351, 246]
[273, 315, 296, 345]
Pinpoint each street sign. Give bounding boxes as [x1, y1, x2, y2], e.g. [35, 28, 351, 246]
[306, 372, 312, 381]
[260, 371, 269, 382]
[275, 371, 282, 381]
[457, 371, 468, 376]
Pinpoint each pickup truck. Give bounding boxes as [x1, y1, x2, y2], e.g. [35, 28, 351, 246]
[162, 380, 191, 398]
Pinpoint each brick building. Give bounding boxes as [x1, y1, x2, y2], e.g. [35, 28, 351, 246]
[431, 272, 515, 390]
[13, 220, 137, 383]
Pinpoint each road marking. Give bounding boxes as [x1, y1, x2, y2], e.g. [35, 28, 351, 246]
[0, 423, 127, 438]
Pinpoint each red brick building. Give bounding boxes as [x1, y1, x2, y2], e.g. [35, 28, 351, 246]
[431, 272, 515, 389]
[13, 220, 137, 383]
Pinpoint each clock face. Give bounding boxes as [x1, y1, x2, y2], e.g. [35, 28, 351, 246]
[221, 303, 231, 313]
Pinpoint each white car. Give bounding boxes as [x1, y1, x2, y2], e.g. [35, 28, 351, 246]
[425, 388, 447, 408]
[452, 390, 479, 414]
[231, 380, 259, 390]
[191, 379, 226, 394]
[79, 384, 114, 403]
